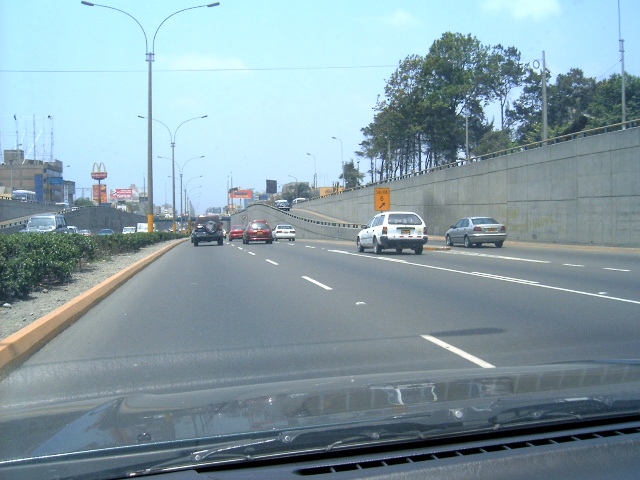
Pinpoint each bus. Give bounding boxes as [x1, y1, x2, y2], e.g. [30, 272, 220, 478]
[12, 190, 37, 202]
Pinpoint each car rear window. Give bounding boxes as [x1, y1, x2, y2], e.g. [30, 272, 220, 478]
[250, 222, 269, 229]
[387, 214, 422, 225]
[472, 217, 498, 225]
[277, 225, 293, 229]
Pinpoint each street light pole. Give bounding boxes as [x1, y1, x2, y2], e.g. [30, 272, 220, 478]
[141, 115, 207, 232]
[331, 136, 343, 188]
[306, 152, 316, 190]
[81, 1, 220, 232]
[288, 174, 298, 198]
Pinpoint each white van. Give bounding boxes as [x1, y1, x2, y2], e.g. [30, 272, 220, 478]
[136, 223, 148, 232]
[292, 198, 308, 205]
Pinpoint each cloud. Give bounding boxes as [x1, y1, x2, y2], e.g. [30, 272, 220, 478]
[161, 53, 249, 71]
[373, 9, 421, 28]
[480, 0, 561, 20]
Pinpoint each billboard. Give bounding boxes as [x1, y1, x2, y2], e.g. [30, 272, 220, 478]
[266, 179, 277, 194]
[110, 188, 134, 200]
[230, 189, 253, 199]
[93, 184, 107, 204]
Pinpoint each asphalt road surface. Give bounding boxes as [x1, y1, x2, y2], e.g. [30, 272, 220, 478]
[2, 238, 640, 409]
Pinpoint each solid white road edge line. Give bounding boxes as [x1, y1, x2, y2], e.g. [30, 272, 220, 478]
[328, 250, 640, 305]
[421, 335, 496, 369]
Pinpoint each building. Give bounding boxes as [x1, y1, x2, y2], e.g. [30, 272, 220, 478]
[0, 149, 74, 204]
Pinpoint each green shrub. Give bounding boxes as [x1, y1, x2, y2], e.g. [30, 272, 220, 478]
[0, 232, 183, 301]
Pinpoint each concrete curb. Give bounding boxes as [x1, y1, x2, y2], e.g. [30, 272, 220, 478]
[0, 238, 188, 371]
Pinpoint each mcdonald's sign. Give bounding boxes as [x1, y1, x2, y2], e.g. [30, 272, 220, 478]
[91, 162, 108, 180]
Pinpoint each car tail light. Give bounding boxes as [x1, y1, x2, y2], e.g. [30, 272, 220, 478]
[382, 226, 387, 235]
[473, 226, 482, 231]
[500, 226, 506, 232]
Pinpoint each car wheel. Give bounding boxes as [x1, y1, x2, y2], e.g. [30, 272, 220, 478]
[218, 239, 223, 245]
[193, 241, 199, 247]
[414, 245, 423, 255]
[357, 237, 364, 252]
[229, 237, 233, 242]
[267, 240, 272, 244]
[396, 248, 403, 254]
[373, 237, 382, 255]
[445, 234, 453, 247]
[495, 241, 504, 248]
[464, 235, 472, 248]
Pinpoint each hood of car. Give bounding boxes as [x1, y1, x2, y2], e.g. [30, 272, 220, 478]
[2, 361, 640, 462]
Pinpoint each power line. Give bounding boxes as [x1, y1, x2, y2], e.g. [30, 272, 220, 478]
[0, 64, 398, 74]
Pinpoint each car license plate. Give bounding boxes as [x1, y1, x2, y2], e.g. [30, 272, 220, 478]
[257, 230, 263, 234]
[487, 227, 497, 232]
[401, 229, 411, 234]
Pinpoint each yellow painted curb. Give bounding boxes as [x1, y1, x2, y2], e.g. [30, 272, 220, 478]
[0, 238, 188, 371]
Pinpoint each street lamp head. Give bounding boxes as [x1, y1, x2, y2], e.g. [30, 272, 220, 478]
[80, 1, 95, 6]
[207, 2, 220, 7]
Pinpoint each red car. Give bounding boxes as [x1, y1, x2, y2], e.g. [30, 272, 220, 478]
[228, 225, 245, 242]
[242, 220, 272, 244]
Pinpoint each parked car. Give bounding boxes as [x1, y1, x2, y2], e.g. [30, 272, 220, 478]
[67, 226, 79, 234]
[98, 228, 114, 235]
[445, 216, 507, 248]
[274, 199, 290, 211]
[228, 225, 245, 242]
[22, 214, 70, 233]
[272, 224, 296, 241]
[192, 214, 224, 246]
[243, 220, 272, 244]
[122, 226, 136, 234]
[357, 211, 428, 255]
[78, 229, 92, 236]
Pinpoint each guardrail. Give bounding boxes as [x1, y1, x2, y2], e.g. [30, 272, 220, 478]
[309, 118, 640, 200]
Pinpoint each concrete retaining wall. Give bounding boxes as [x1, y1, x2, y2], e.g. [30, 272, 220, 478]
[276, 126, 639, 247]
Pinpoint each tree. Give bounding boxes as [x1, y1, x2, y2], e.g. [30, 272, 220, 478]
[486, 44, 525, 131]
[339, 160, 365, 188]
[588, 73, 640, 127]
[74, 197, 94, 207]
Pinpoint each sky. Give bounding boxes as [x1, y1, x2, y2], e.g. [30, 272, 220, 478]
[1, 0, 638, 213]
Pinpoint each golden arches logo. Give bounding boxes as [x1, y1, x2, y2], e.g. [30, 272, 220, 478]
[91, 162, 107, 180]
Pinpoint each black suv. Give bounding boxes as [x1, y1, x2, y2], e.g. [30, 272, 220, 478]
[191, 215, 224, 246]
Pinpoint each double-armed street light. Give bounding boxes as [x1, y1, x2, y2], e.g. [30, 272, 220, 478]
[141, 115, 207, 232]
[81, 1, 220, 231]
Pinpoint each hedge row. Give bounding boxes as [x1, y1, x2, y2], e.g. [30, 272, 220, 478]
[0, 232, 183, 301]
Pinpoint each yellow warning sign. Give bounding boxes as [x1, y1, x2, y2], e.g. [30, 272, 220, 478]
[375, 188, 390, 211]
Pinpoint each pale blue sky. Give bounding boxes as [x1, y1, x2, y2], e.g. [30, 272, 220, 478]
[1, 0, 638, 211]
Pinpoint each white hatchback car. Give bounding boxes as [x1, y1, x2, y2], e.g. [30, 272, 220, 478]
[272, 224, 296, 241]
[357, 211, 428, 255]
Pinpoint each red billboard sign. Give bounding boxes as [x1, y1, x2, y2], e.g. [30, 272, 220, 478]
[110, 188, 134, 200]
[230, 189, 253, 199]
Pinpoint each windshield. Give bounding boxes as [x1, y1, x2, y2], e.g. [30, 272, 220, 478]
[27, 217, 55, 227]
[2, 1, 640, 479]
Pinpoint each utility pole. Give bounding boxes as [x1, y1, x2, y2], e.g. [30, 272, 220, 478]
[541, 51, 548, 143]
[618, 0, 626, 125]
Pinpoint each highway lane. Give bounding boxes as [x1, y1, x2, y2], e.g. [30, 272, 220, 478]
[1, 239, 639, 409]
